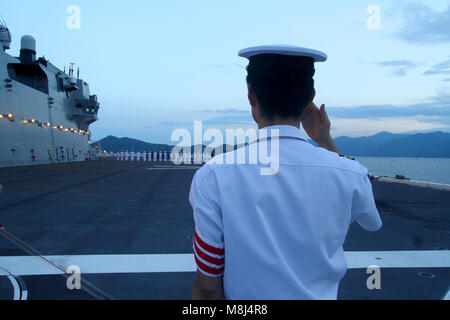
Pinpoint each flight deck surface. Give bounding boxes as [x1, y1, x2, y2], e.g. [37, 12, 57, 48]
[0, 161, 449, 300]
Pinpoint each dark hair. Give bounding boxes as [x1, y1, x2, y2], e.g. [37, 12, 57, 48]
[248, 73, 314, 120]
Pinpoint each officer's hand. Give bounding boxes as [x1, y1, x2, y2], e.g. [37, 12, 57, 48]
[301, 103, 330, 142]
[302, 103, 340, 154]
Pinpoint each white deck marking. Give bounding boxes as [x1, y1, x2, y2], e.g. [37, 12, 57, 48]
[0, 251, 449, 276]
[21, 289, 28, 301]
[345, 251, 450, 269]
[7, 276, 20, 300]
[443, 288, 450, 300]
[0, 268, 21, 300]
[0, 254, 195, 276]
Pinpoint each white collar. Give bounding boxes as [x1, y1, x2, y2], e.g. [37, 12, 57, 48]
[249, 125, 309, 144]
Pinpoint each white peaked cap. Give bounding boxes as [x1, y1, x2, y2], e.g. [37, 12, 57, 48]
[238, 44, 327, 62]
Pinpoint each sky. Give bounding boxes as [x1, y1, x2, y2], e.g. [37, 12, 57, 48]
[2, 0, 450, 144]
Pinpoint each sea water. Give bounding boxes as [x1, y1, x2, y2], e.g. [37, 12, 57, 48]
[355, 157, 450, 185]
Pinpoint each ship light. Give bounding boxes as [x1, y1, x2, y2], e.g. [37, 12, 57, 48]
[58, 125, 63, 130]
[23, 120, 29, 123]
[47, 122, 50, 126]
[64, 128, 69, 132]
[0, 114, 3, 118]
[70, 128, 74, 132]
[74, 130, 78, 133]
[31, 119, 36, 123]
[53, 126, 58, 129]
[7, 114, 13, 120]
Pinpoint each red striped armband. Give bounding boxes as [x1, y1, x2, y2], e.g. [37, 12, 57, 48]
[193, 230, 225, 277]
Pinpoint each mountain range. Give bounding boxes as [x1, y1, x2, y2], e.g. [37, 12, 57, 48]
[334, 131, 450, 157]
[93, 131, 450, 158]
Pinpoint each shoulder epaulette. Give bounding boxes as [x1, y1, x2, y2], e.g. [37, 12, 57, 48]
[339, 154, 356, 161]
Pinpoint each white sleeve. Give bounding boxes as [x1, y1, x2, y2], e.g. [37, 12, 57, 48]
[351, 173, 382, 232]
[189, 166, 225, 277]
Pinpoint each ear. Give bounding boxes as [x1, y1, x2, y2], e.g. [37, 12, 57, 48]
[248, 84, 256, 108]
[308, 89, 316, 107]
[300, 89, 316, 122]
[248, 84, 260, 124]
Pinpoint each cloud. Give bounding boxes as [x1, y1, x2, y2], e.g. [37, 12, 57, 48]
[149, 92, 450, 140]
[375, 60, 419, 77]
[430, 90, 450, 105]
[431, 59, 450, 69]
[330, 117, 447, 137]
[203, 114, 253, 125]
[376, 60, 418, 68]
[193, 109, 254, 125]
[423, 58, 450, 76]
[155, 120, 194, 127]
[424, 70, 450, 76]
[153, 109, 253, 129]
[391, 67, 408, 77]
[394, 3, 450, 44]
[198, 108, 249, 114]
[326, 104, 450, 119]
[324, 91, 450, 135]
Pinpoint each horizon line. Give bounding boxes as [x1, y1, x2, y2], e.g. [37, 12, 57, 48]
[92, 130, 450, 146]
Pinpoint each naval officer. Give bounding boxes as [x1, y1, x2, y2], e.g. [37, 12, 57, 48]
[190, 45, 382, 300]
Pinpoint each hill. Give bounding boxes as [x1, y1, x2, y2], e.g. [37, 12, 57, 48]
[335, 131, 450, 158]
[92, 131, 450, 158]
[93, 136, 174, 153]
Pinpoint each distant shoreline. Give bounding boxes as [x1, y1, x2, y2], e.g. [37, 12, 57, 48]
[354, 156, 450, 159]
[357, 157, 450, 186]
[93, 131, 450, 159]
[376, 177, 450, 190]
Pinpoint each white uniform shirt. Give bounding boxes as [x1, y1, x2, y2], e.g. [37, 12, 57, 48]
[189, 125, 382, 300]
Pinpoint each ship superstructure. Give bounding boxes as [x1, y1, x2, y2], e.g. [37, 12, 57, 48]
[0, 21, 99, 167]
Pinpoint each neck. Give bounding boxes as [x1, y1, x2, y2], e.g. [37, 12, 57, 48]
[257, 118, 301, 130]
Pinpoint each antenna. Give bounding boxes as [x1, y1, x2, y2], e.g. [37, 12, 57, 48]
[0, 16, 7, 28]
[77, 67, 80, 79]
[69, 62, 74, 77]
[0, 16, 11, 51]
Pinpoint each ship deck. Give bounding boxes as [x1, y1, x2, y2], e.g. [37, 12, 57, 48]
[0, 160, 449, 300]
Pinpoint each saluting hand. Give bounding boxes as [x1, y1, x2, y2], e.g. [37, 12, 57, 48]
[301, 103, 341, 154]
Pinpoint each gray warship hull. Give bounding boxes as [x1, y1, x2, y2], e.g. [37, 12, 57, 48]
[0, 26, 99, 168]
